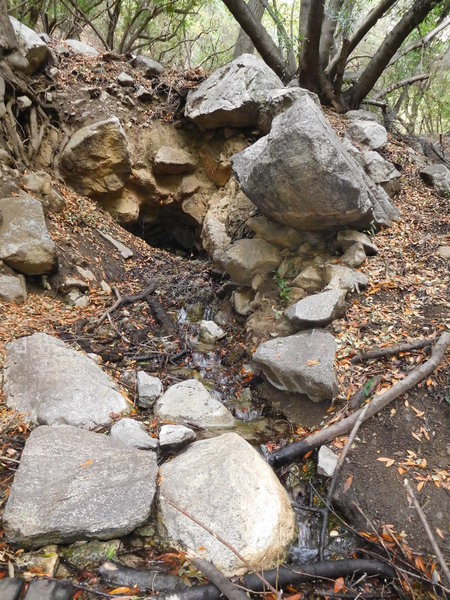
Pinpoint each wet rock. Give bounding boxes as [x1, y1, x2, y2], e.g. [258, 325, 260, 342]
[185, 54, 282, 129]
[159, 424, 196, 455]
[60, 117, 131, 197]
[158, 433, 296, 576]
[153, 146, 197, 175]
[9, 17, 49, 74]
[253, 329, 338, 402]
[0, 262, 27, 304]
[222, 238, 280, 285]
[324, 264, 369, 293]
[340, 242, 366, 268]
[292, 265, 323, 292]
[232, 95, 397, 232]
[336, 229, 378, 255]
[361, 151, 401, 197]
[137, 372, 163, 408]
[61, 539, 121, 570]
[131, 55, 164, 77]
[199, 320, 226, 344]
[3, 425, 158, 548]
[16, 545, 59, 578]
[0, 195, 57, 274]
[317, 445, 339, 477]
[347, 119, 388, 150]
[284, 289, 346, 329]
[155, 379, 235, 428]
[420, 164, 450, 196]
[4, 333, 128, 428]
[117, 71, 134, 86]
[65, 39, 99, 56]
[110, 418, 157, 450]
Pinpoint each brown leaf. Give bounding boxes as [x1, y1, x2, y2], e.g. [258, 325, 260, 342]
[334, 577, 345, 593]
[343, 476, 353, 493]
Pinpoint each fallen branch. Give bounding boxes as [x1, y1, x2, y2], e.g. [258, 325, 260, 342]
[351, 335, 437, 364]
[268, 331, 450, 468]
[348, 376, 381, 411]
[96, 283, 156, 326]
[318, 403, 370, 560]
[189, 557, 248, 600]
[145, 295, 176, 336]
[404, 480, 450, 587]
[148, 559, 395, 600]
[98, 560, 184, 592]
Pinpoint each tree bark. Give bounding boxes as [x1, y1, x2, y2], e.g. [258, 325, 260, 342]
[319, 0, 344, 69]
[222, 0, 291, 81]
[233, 0, 265, 58]
[0, 0, 17, 55]
[345, 0, 441, 109]
[299, 0, 325, 93]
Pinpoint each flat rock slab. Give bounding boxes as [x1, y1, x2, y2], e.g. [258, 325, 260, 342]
[253, 329, 338, 401]
[336, 229, 378, 255]
[159, 424, 196, 455]
[159, 433, 296, 576]
[155, 379, 235, 428]
[0, 195, 57, 275]
[153, 146, 197, 175]
[3, 425, 158, 548]
[4, 333, 129, 428]
[284, 289, 346, 329]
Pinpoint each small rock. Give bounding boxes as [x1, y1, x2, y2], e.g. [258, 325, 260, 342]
[340, 242, 366, 268]
[137, 372, 163, 408]
[232, 289, 253, 316]
[65, 39, 99, 56]
[155, 379, 235, 428]
[76, 266, 95, 281]
[153, 146, 197, 175]
[135, 85, 153, 101]
[336, 229, 378, 255]
[420, 164, 450, 196]
[0, 263, 27, 304]
[17, 95, 32, 110]
[199, 320, 226, 344]
[131, 55, 164, 77]
[324, 264, 369, 293]
[110, 418, 157, 450]
[437, 245, 450, 260]
[347, 119, 388, 150]
[284, 289, 346, 329]
[100, 280, 112, 294]
[317, 445, 339, 477]
[292, 265, 323, 292]
[223, 238, 280, 285]
[9, 16, 49, 74]
[61, 539, 121, 570]
[98, 231, 134, 259]
[159, 424, 196, 455]
[60, 276, 89, 293]
[117, 71, 134, 86]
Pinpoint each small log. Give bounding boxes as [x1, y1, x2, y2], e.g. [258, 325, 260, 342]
[351, 335, 437, 364]
[146, 295, 176, 336]
[268, 332, 450, 468]
[189, 557, 248, 600]
[148, 559, 395, 600]
[98, 560, 184, 592]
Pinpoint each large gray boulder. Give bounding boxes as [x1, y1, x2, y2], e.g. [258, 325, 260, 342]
[253, 329, 338, 401]
[347, 119, 388, 150]
[59, 117, 131, 197]
[65, 39, 99, 56]
[4, 333, 129, 428]
[158, 433, 296, 576]
[0, 195, 57, 275]
[185, 54, 283, 129]
[3, 425, 158, 548]
[232, 95, 398, 232]
[155, 379, 235, 428]
[9, 17, 49, 74]
[131, 55, 164, 77]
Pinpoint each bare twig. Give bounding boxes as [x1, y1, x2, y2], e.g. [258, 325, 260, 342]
[318, 403, 370, 560]
[404, 479, 450, 587]
[351, 335, 437, 363]
[189, 556, 249, 600]
[96, 283, 156, 326]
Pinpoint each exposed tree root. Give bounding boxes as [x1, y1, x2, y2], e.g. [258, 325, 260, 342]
[268, 331, 450, 469]
[351, 335, 438, 364]
[95, 283, 157, 326]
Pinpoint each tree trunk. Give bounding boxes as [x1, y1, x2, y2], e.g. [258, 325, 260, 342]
[222, 0, 291, 81]
[0, 0, 17, 55]
[345, 0, 441, 109]
[106, 0, 122, 51]
[299, 0, 325, 92]
[233, 0, 265, 58]
[319, 0, 344, 69]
